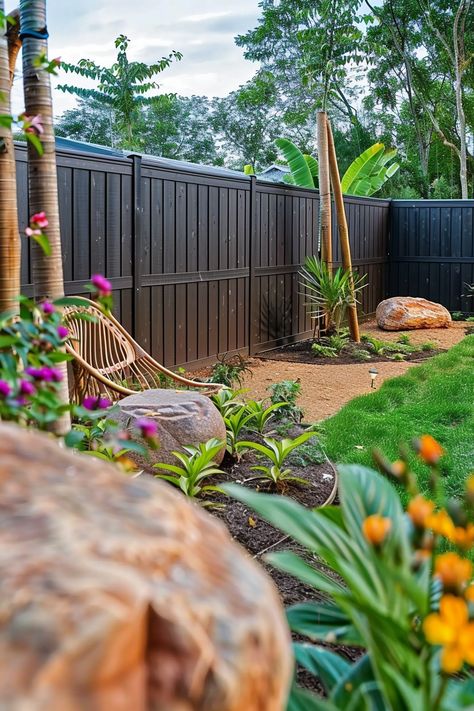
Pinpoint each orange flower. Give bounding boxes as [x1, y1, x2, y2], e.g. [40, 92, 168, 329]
[362, 514, 391, 546]
[426, 509, 455, 539]
[417, 435, 445, 465]
[451, 524, 474, 550]
[465, 585, 474, 603]
[434, 553, 472, 591]
[423, 595, 474, 673]
[408, 495, 435, 528]
[466, 475, 474, 494]
[391, 459, 407, 478]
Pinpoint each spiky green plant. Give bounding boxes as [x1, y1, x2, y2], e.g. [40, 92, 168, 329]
[154, 438, 224, 503]
[236, 431, 316, 487]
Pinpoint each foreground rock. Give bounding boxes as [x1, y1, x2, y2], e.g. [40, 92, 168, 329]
[376, 296, 451, 331]
[0, 423, 292, 711]
[114, 390, 227, 467]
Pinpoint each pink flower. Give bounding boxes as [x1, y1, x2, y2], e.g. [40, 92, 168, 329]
[82, 395, 112, 411]
[136, 417, 158, 439]
[57, 325, 69, 339]
[31, 212, 48, 229]
[22, 114, 44, 136]
[52, 57, 61, 67]
[41, 301, 55, 315]
[25, 227, 41, 237]
[91, 274, 112, 297]
[25, 366, 62, 382]
[19, 380, 36, 396]
[0, 380, 11, 397]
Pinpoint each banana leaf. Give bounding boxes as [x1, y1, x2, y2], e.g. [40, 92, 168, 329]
[275, 137, 315, 189]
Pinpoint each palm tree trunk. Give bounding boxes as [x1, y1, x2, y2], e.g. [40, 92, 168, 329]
[6, 8, 21, 85]
[20, 0, 70, 433]
[326, 118, 360, 342]
[0, 2, 20, 313]
[317, 111, 332, 270]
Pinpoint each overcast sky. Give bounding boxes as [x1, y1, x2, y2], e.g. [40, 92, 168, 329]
[10, 0, 261, 117]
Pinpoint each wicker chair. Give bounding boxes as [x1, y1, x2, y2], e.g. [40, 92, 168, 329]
[62, 297, 221, 404]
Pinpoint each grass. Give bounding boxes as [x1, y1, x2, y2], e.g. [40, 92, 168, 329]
[322, 335, 474, 498]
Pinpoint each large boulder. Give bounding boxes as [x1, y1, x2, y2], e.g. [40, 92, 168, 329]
[376, 296, 452, 331]
[113, 390, 227, 468]
[0, 423, 292, 711]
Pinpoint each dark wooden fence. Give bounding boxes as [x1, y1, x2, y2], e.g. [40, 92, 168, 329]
[23, 143, 474, 370]
[389, 200, 474, 313]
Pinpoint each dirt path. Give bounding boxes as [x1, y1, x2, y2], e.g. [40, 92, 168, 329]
[240, 322, 469, 422]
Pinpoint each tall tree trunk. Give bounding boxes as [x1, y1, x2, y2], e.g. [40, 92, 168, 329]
[317, 111, 332, 269]
[453, 0, 470, 199]
[326, 118, 360, 342]
[0, 3, 20, 313]
[20, 0, 70, 433]
[6, 8, 20, 85]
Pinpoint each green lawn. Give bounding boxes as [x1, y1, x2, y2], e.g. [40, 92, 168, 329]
[322, 335, 474, 498]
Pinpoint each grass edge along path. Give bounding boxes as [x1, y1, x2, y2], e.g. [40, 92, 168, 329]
[322, 335, 474, 497]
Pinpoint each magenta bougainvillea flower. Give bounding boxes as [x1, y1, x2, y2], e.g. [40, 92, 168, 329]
[19, 380, 36, 396]
[91, 274, 112, 297]
[25, 366, 63, 382]
[0, 380, 11, 397]
[31, 212, 48, 228]
[82, 395, 112, 411]
[136, 417, 158, 439]
[57, 325, 69, 339]
[41, 301, 55, 315]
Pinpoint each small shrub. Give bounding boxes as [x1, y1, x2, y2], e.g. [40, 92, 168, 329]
[390, 352, 406, 361]
[224, 406, 256, 456]
[466, 316, 474, 323]
[209, 353, 251, 387]
[268, 380, 303, 422]
[451, 311, 464, 321]
[311, 342, 337, 358]
[351, 348, 372, 361]
[321, 330, 350, 353]
[397, 333, 411, 345]
[154, 438, 224, 503]
[421, 341, 436, 352]
[237, 431, 316, 487]
[210, 387, 245, 416]
[244, 400, 285, 434]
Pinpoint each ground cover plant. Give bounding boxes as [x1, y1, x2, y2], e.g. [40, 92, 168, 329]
[226, 437, 474, 709]
[322, 336, 474, 499]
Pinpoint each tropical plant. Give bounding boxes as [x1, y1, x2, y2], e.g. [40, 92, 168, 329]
[224, 406, 256, 456]
[397, 333, 412, 345]
[268, 380, 303, 422]
[209, 353, 252, 388]
[20, 0, 70, 433]
[226, 436, 474, 709]
[210, 387, 246, 416]
[154, 438, 225, 503]
[237, 431, 316, 487]
[311, 343, 337, 358]
[321, 330, 350, 353]
[275, 138, 399, 196]
[300, 257, 366, 334]
[244, 400, 286, 434]
[58, 35, 182, 148]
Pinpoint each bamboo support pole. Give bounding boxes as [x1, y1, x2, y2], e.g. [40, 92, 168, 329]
[326, 117, 360, 342]
[317, 111, 332, 271]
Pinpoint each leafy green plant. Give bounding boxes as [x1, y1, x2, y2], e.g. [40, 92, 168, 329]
[209, 353, 252, 387]
[275, 138, 399, 196]
[225, 437, 474, 710]
[154, 438, 225, 503]
[390, 352, 406, 361]
[421, 342, 436, 352]
[321, 330, 350, 353]
[268, 380, 303, 422]
[351, 348, 372, 361]
[210, 387, 246, 416]
[237, 431, 316, 487]
[451, 311, 464, 321]
[299, 257, 366, 334]
[311, 343, 337, 358]
[397, 333, 412, 345]
[224, 406, 256, 456]
[244, 399, 285, 434]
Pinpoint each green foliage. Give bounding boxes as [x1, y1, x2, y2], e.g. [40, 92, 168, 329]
[68, 406, 146, 464]
[209, 353, 252, 388]
[154, 438, 224, 502]
[397, 334, 411, 345]
[244, 400, 286, 433]
[225, 454, 474, 709]
[421, 342, 436, 352]
[274, 138, 317, 189]
[300, 257, 366, 334]
[224, 406, 256, 456]
[311, 343, 337, 358]
[451, 311, 464, 321]
[210, 387, 246, 416]
[351, 348, 372, 362]
[268, 380, 303, 422]
[237, 431, 316, 486]
[322, 331, 350, 353]
[340, 142, 400, 196]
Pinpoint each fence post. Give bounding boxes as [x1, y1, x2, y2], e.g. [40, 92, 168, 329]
[130, 154, 143, 342]
[248, 175, 257, 356]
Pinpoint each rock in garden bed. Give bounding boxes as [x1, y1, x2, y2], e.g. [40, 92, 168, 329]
[0, 423, 291, 711]
[376, 296, 451, 330]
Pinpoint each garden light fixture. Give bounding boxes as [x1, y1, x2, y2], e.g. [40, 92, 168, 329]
[369, 367, 379, 389]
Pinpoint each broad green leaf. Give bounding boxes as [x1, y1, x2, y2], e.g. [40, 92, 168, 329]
[304, 153, 319, 185]
[268, 550, 345, 596]
[331, 654, 383, 710]
[275, 137, 315, 189]
[294, 643, 351, 695]
[287, 684, 339, 711]
[0, 334, 19, 348]
[287, 601, 363, 646]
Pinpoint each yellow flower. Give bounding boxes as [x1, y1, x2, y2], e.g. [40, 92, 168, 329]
[417, 435, 445, 465]
[426, 509, 455, 539]
[407, 495, 435, 528]
[434, 553, 472, 591]
[362, 514, 391, 546]
[424, 595, 474, 673]
[466, 475, 474, 495]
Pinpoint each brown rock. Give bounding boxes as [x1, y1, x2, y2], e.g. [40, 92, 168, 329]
[113, 390, 227, 468]
[376, 296, 452, 331]
[0, 423, 292, 711]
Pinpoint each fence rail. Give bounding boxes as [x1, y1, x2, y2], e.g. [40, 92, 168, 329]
[16, 144, 472, 370]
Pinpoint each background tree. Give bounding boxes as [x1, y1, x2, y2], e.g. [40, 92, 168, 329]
[55, 98, 119, 147]
[58, 34, 182, 150]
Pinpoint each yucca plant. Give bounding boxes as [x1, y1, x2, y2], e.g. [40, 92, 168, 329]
[244, 400, 286, 434]
[224, 406, 256, 456]
[154, 438, 225, 503]
[300, 257, 366, 334]
[275, 138, 399, 197]
[226, 437, 474, 710]
[236, 431, 316, 487]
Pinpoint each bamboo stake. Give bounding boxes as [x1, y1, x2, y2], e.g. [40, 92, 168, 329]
[326, 117, 360, 342]
[317, 111, 332, 271]
[6, 9, 21, 87]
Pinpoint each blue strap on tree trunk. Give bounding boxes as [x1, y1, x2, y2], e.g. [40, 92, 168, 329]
[20, 27, 49, 40]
